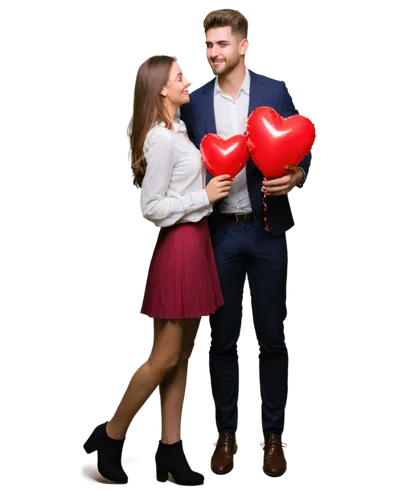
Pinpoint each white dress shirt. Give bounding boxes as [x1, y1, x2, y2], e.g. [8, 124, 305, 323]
[140, 119, 212, 227]
[214, 67, 252, 214]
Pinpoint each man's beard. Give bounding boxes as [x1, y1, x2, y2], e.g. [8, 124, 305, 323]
[210, 53, 241, 76]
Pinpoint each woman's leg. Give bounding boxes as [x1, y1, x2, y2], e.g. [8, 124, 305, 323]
[106, 318, 185, 439]
[159, 317, 201, 444]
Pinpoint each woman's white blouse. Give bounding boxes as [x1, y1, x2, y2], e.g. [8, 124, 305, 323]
[140, 119, 212, 227]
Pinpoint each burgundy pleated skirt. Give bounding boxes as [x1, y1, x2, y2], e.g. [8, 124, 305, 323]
[141, 217, 224, 319]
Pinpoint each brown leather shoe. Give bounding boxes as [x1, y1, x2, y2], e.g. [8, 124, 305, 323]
[262, 434, 287, 477]
[211, 432, 237, 474]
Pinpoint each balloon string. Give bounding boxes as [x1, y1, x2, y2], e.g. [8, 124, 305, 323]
[262, 176, 270, 232]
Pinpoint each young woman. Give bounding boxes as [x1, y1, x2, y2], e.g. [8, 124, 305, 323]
[83, 55, 232, 486]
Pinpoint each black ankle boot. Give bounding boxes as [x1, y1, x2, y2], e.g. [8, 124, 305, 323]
[155, 440, 204, 486]
[83, 422, 128, 483]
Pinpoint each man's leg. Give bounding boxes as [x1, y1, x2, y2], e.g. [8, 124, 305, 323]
[245, 225, 288, 476]
[209, 221, 247, 474]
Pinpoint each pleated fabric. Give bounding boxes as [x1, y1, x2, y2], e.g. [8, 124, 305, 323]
[141, 217, 224, 319]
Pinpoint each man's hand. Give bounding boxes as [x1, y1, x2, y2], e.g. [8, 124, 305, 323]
[261, 166, 304, 196]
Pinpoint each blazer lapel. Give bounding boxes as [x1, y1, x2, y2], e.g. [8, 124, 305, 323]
[246, 70, 264, 175]
[248, 69, 265, 118]
[201, 80, 217, 185]
[203, 80, 217, 135]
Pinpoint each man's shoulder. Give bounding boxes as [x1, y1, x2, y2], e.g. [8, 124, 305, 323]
[180, 78, 215, 118]
[188, 78, 215, 103]
[249, 69, 285, 89]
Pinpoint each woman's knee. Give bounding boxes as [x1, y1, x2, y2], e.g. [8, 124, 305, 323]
[149, 348, 181, 375]
[178, 349, 193, 366]
[149, 319, 185, 373]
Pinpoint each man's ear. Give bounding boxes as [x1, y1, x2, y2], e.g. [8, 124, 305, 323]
[241, 39, 249, 55]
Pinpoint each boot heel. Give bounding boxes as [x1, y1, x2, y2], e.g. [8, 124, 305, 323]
[83, 432, 97, 454]
[156, 461, 169, 482]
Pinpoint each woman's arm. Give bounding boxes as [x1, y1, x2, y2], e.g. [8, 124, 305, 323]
[140, 128, 210, 227]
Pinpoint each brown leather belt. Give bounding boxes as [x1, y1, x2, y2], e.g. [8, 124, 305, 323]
[223, 213, 253, 222]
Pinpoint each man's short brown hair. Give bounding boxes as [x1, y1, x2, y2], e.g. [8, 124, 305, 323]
[203, 9, 248, 40]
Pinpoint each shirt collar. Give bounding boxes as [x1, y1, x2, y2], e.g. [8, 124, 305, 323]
[214, 67, 250, 97]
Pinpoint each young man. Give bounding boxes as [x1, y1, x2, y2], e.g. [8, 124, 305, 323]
[180, 9, 311, 477]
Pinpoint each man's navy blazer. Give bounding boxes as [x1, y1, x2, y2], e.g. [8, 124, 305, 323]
[180, 69, 311, 244]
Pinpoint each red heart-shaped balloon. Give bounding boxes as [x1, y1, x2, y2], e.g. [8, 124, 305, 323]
[246, 107, 316, 178]
[200, 134, 249, 178]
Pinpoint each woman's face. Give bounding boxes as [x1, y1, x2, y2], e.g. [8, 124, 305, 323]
[162, 62, 191, 106]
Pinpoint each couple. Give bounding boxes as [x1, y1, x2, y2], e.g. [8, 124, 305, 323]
[83, 8, 311, 486]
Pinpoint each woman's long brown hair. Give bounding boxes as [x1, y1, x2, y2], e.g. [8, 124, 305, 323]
[127, 55, 176, 188]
